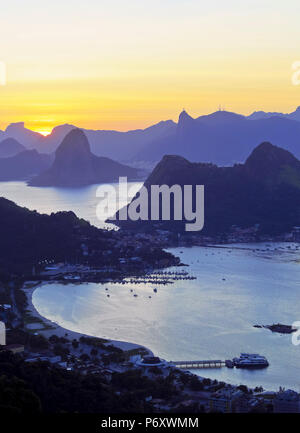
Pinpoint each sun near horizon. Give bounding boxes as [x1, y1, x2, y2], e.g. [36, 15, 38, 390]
[1, 0, 300, 132]
[34, 128, 52, 136]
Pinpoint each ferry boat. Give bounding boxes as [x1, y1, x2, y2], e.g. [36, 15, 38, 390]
[233, 353, 269, 369]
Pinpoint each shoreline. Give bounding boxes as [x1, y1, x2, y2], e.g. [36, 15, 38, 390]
[18, 242, 300, 392]
[22, 281, 153, 355]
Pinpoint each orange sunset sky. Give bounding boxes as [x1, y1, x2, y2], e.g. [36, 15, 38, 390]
[1, 0, 300, 135]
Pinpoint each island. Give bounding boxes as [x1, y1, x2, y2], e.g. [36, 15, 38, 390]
[254, 323, 297, 334]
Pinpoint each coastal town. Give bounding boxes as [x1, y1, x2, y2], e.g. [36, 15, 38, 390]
[0, 194, 299, 413]
[0, 206, 300, 414]
[32, 224, 300, 284]
[143, 224, 300, 248]
[1, 273, 300, 413]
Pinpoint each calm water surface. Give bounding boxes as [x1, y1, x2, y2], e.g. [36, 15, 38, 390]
[0, 180, 142, 229]
[32, 244, 300, 391]
[0, 181, 299, 391]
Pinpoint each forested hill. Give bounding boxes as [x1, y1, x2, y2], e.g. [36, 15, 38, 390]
[0, 197, 178, 279]
[0, 197, 100, 276]
[114, 142, 300, 236]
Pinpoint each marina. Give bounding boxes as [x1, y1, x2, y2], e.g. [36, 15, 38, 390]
[0, 180, 299, 391]
[30, 242, 300, 391]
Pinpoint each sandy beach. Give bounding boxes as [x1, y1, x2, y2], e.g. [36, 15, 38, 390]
[22, 281, 153, 354]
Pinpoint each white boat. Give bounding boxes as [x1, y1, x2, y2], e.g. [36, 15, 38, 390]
[233, 353, 269, 369]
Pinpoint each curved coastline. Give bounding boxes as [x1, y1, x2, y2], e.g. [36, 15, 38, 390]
[22, 281, 153, 355]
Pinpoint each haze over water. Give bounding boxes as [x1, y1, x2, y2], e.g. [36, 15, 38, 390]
[0, 180, 143, 229]
[1, 181, 300, 391]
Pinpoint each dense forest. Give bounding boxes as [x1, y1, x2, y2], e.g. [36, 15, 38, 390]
[0, 197, 106, 276]
[0, 350, 178, 414]
[115, 142, 300, 236]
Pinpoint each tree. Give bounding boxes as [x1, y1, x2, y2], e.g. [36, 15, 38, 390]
[91, 348, 98, 357]
[237, 384, 249, 394]
[189, 376, 203, 391]
[29, 334, 49, 350]
[80, 353, 90, 363]
[53, 344, 69, 360]
[72, 339, 79, 349]
[0, 375, 41, 413]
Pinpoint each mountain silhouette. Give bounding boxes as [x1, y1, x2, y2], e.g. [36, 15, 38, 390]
[247, 106, 300, 122]
[29, 128, 140, 187]
[3, 106, 300, 165]
[0, 196, 97, 275]
[0, 137, 25, 158]
[4, 122, 43, 148]
[244, 141, 300, 182]
[1, 120, 176, 162]
[136, 109, 300, 164]
[114, 142, 300, 236]
[0, 150, 52, 181]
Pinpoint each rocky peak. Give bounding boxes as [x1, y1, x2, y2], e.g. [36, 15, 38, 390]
[55, 128, 91, 160]
[178, 110, 194, 125]
[244, 141, 300, 179]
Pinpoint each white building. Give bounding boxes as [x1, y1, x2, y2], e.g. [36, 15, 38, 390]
[209, 388, 244, 413]
[0, 321, 5, 346]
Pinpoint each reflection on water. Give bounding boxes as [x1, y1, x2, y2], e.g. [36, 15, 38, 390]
[1, 180, 300, 390]
[0, 180, 143, 229]
[33, 243, 300, 391]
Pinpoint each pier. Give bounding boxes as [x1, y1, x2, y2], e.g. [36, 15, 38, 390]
[170, 360, 226, 369]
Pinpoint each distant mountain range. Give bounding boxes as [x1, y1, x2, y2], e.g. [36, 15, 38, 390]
[0, 138, 26, 158]
[114, 142, 300, 236]
[29, 129, 140, 187]
[2, 122, 44, 148]
[0, 120, 176, 163]
[247, 106, 300, 121]
[136, 109, 300, 165]
[0, 150, 52, 181]
[2, 106, 300, 165]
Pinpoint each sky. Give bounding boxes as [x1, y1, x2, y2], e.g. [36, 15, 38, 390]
[1, 0, 300, 134]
